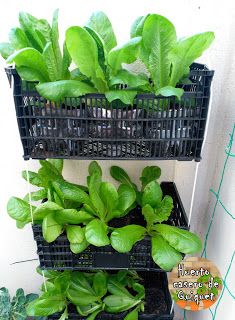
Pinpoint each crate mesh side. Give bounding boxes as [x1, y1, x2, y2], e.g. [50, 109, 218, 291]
[6, 64, 214, 161]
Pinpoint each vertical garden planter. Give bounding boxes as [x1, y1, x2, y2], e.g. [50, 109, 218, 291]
[2, 9, 215, 320]
[6, 63, 213, 161]
[32, 182, 188, 271]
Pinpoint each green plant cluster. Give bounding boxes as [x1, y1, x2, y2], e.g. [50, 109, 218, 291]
[0, 286, 43, 320]
[7, 160, 202, 271]
[0, 10, 214, 104]
[27, 269, 145, 320]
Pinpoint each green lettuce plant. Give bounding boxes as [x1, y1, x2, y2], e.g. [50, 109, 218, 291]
[7, 159, 91, 246]
[0, 10, 71, 82]
[1, 11, 214, 105]
[36, 11, 149, 104]
[130, 13, 215, 99]
[7, 160, 202, 271]
[27, 269, 145, 320]
[110, 165, 202, 271]
[7, 160, 136, 254]
[51, 161, 136, 252]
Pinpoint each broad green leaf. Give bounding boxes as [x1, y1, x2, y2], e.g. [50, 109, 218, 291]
[109, 69, 149, 88]
[85, 219, 110, 247]
[39, 159, 62, 183]
[36, 19, 52, 45]
[24, 189, 47, 202]
[142, 14, 176, 88]
[36, 268, 59, 279]
[132, 283, 145, 299]
[7, 48, 49, 82]
[142, 181, 163, 208]
[67, 273, 98, 306]
[16, 66, 47, 82]
[157, 86, 184, 99]
[140, 166, 161, 189]
[169, 32, 215, 86]
[53, 180, 91, 205]
[111, 225, 146, 253]
[70, 237, 89, 254]
[0, 42, 14, 59]
[86, 11, 117, 52]
[18, 12, 44, 52]
[93, 272, 108, 297]
[83, 204, 96, 215]
[115, 184, 136, 215]
[43, 42, 58, 81]
[130, 15, 149, 38]
[61, 41, 71, 79]
[9, 27, 29, 50]
[88, 161, 102, 177]
[151, 234, 182, 271]
[54, 272, 71, 292]
[16, 220, 29, 229]
[124, 308, 139, 320]
[104, 295, 140, 313]
[57, 307, 68, 320]
[142, 204, 157, 227]
[7, 197, 32, 222]
[154, 195, 173, 223]
[87, 309, 102, 320]
[54, 209, 93, 225]
[22, 170, 44, 187]
[84, 26, 107, 72]
[33, 201, 63, 221]
[70, 68, 90, 82]
[53, 191, 63, 207]
[88, 173, 105, 218]
[48, 159, 63, 174]
[107, 279, 133, 298]
[51, 9, 63, 79]
[77, 303, 101, 317]
[66, 225, 84, 244]
[108, 37, 142, 74]
[42, 213, 63, 243]
[154, 224, 202, 254]
[100, 182, 118, 216]
[70, 272, 95, 294]
[26, 292, 66, 316]
[66, 26, 108, 92]
[110, 166, 136, 189]
[37, 80, 97, 102]
[105, 89, 137, 105]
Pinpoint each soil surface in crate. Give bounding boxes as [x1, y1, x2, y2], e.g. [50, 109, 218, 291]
[144, 287, 167, 314]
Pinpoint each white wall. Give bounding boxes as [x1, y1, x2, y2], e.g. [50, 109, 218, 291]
[0, 1, 234, 319]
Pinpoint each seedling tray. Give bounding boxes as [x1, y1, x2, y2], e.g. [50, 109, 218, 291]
[6, 63, 213, 161]
[33, 182, 188, 271]
[47, 271, 174, 320]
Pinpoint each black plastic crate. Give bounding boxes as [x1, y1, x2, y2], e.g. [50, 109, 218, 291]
[47, 272, 173, 320]
[33, 182, 188, 271]
[6, 63, 214, 161]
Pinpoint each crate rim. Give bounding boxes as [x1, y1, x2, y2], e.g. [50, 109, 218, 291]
[5, 63, 214, 100]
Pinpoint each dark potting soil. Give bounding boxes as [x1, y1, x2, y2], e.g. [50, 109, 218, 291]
[144, 287, 167, 315]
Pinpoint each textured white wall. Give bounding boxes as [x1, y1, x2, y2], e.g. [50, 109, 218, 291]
[0, 1, 234, 319]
